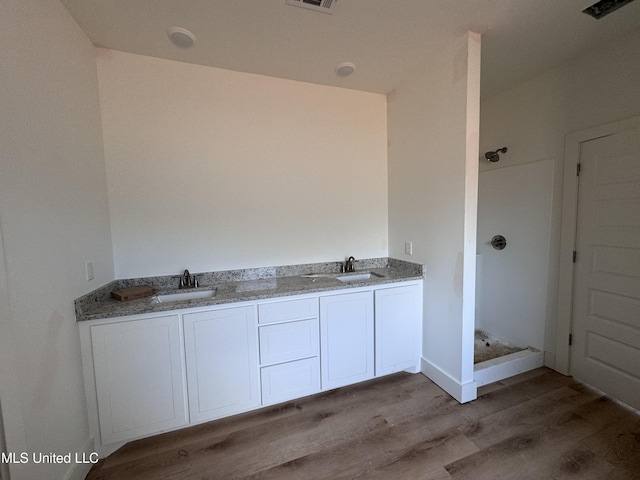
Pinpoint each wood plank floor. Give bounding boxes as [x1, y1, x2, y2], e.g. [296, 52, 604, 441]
[86, 368, 640, 479]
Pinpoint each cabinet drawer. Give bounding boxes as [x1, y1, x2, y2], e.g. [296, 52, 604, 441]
[259, 318, 319, 365]
[258, 297, 318, 324]
[261, 357, 320, 405]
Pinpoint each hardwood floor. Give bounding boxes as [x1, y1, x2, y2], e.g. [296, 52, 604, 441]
[86, 368, 640, 479]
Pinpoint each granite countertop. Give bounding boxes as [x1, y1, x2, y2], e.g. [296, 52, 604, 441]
[75, 257, 424, 322]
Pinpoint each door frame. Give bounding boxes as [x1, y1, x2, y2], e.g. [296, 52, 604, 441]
[555, 114, 640, 375]
[0, 216, 12, 480]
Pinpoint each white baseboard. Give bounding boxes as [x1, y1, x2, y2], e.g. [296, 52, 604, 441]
[421, 357, 477, 403]
[64, 436, 97, 480]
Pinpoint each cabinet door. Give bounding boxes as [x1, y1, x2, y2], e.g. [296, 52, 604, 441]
[320, 291, 374, 390]
[183, 306, 259, 423]
[91, 315, 186, 445]
[375, 284, 422, 376]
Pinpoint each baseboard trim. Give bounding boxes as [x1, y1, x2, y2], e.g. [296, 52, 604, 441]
[421, 357, 477, 404]
[64, 436, 97, 480]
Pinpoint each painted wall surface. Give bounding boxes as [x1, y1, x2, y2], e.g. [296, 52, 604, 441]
[0, 10, 634, 480]
[476, 159, 554, 350]
[479, 29, 640, 369]
[97, 50, 388, 279]
[388, 32, 480, 402]
[0, 1, 114, 479]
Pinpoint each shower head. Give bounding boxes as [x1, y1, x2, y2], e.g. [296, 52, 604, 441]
[484, 147, 508, 162]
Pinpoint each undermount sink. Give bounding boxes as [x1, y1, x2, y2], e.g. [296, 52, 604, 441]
[335, 272, 385, 282]
[151, 288, 217, 303]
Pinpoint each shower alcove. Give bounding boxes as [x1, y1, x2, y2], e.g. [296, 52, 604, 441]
[474, 159, 554, 386]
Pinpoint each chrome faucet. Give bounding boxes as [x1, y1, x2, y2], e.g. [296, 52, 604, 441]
[345, 256, 355, 273]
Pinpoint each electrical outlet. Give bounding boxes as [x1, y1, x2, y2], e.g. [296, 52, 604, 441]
[405, 241, 413, 256]
[86, 261, 95, 281]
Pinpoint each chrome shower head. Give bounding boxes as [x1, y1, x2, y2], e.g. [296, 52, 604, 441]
[485, 147, 508, 162]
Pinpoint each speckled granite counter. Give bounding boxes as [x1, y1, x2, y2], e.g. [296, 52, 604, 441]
[75, 258, 424, 322]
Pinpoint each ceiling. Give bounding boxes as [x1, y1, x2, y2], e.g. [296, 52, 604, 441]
[60, 0, 640, 99]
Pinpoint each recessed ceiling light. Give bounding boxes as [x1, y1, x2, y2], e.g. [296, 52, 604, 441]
[335, 62, 356, 77]
[167, 27, 196, 48]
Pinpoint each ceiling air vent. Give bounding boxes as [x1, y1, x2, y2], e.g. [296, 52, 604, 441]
[286, 0, 337, 14]
[582, 0, 635, 19]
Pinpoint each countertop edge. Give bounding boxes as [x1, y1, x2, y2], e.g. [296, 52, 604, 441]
[76, 258, 425, 322]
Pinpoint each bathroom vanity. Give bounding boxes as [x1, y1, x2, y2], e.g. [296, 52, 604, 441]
[76, 258, 424, 456]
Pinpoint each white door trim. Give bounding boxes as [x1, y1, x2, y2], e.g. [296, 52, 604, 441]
[556, 114, 640, 375]
[0, 215, 14, 480]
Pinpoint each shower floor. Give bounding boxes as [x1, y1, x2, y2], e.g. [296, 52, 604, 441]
[474, 330, 525, 364]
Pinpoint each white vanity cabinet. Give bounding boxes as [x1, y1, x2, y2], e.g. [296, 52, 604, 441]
[258, 297, 320, 405]
[374, 283, 423, 376]
[87, 314, 187, 445]
[320, 291, 375, 390]
[80, 277, 423, 456]
[183, 305, 260, 423]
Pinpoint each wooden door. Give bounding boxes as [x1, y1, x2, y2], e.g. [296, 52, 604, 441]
[570, 127, 640, 410]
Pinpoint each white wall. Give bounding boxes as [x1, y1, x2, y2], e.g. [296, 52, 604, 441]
[476, 159, 554, 350]
[388, 32, 481, 402]
[0, 1, 114, 479]
[97, 50, 388, 279]
[480, 29, 640, 370]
